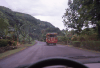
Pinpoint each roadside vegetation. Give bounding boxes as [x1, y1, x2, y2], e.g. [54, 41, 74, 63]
[0, 6, 64, 55]
[0, 41, 35, 59]
[57, 28, 100, 51]
[58, 0, 100, 51]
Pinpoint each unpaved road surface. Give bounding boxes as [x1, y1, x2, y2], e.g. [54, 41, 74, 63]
[0, 41, 100, 68]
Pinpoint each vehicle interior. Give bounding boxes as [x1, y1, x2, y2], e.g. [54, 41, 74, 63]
[16, 57, 89, 68]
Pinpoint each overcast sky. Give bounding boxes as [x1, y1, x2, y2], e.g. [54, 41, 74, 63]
[0, 0, 68, 30]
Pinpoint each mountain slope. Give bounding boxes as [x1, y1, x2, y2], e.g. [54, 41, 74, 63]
[0, 6, 55, 28]
[0, 6, 62, 40]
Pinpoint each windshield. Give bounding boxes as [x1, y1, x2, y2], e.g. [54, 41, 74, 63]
[0, 0, 100, 68]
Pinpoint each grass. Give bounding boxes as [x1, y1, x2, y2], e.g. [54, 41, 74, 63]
[0, 47, 25, 59]
[24, 41, 36, 47]
[0, 41, 36, 59]
[58, 41, 100, 53]
[66, 44, 100, 53]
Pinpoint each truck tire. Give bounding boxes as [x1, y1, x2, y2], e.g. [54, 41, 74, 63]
[47, 43, 49, 45]
[54, 43, 56, 45]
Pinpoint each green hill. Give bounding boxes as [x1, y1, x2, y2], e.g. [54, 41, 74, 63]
[0, 6, 63, 41]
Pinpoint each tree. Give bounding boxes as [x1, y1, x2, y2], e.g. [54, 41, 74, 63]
[63, 0, 84, 35]
[81, 28, 95, 35]
[63, 0, 100, 38]
[78, 0, 100, 38]
[0, 18, 9, 37]
[27, 21, 34, 43]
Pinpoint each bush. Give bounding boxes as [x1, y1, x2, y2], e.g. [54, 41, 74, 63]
[78, 35, 85, 41]
[12, 41, 17, 46]
[8, 40, 12, 46]
[72, 41, 81, 47]
[71, 35, 78, 41]
[22, 40, 26, 44]
[71, 33, 98, 42]
[72, 41, 100, 51]
[0, 39, 17, 47]
[78, 33, 98, 41]
[61, 36, 69, 41]
[0, 39, 9, 47]
[88, 33, 98, 41]
[81, 41, 100, 51]
[57, 36, 63, 42]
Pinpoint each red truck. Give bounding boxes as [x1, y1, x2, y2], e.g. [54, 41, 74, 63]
[46, 33, 58, 45]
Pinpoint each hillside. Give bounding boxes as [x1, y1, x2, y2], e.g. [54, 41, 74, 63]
[0, 6, 62, 41]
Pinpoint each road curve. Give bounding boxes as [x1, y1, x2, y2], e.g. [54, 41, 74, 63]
[0, 41, 100, 68]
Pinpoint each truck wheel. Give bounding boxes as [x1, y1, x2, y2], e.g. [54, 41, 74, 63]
[47, 43, 49, 45]
[54, 43, 56, 45]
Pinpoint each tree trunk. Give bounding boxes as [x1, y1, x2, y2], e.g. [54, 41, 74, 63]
[97, 25, 100, 39]
[17, 36, 19, 46]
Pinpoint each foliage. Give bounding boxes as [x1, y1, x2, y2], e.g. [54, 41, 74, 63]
[60, 36, 68, 42]
[57, 36, 69, 44]
[0, 18, 9, 37]
[81, 41, 100, 51]
[63, 0, 100, 38]
[72, 41, 100, 51]
[71, 34, 98, 41]
[72, 41, 80, 47]
[57, 36, 63, 42]
[71, 35, 78, 41]
[12, 41, 17, 46]
[0, 39, 8, 47]
[78, 35, 85, 42]
[81, 28, 97, 35]
[63, 0, 84, 34]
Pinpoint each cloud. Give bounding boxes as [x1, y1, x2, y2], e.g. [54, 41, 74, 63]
[4, 0, 68, 16]
[0, 0, 10, 7]
[34, 15, 66, 30]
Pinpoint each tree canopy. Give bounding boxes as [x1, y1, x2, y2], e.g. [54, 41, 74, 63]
[63, 0, 100, 38]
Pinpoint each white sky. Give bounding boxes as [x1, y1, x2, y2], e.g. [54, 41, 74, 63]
[0, 0, 68, 30]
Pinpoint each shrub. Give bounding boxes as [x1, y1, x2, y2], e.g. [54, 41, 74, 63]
[71, 35, 78, 41]
[78, 33, 98, 41]
[0, 39, 9, 47]
[61, 36, 68, 41]
[81, 41, 100, 51]
[12, 41, 17, 46]
[58, 36, 64, 42]
[8, 40, 13, 46]
[72, 41, 81, 47]
[22, 40, 26, 44]
[88, 33, 98, 41]
[72, 41, 100, 51]
[78, 35, 85, 41]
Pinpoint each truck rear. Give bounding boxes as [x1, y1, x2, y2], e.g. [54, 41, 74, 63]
[46, 33, 58, 45]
